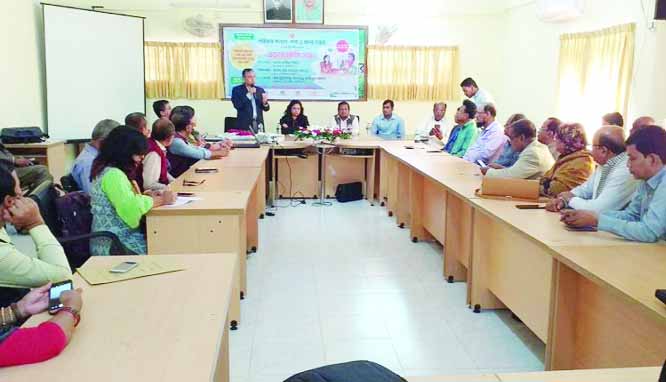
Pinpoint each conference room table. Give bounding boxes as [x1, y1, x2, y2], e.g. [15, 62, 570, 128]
[134, 136, 665, 371]
[146, 147, 270, 329]
[369, 139, 666, 371]
[407, 366, 662, 382]
[269, 137, 383, 202]
[8, 254, 237, 382]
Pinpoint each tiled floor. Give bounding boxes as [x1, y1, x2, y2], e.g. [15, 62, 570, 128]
[230, 200, 545, 382]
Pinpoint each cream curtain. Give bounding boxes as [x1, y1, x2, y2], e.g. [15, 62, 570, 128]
[144, 42, 223, 99]
[556, 23, 635, 133]
[367, 45, 460, 101]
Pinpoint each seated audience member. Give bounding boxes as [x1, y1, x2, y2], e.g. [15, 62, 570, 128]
[491, 113, 526, 168]
[70, 119, 120, 194]
[602, 112, 624, 128]
[463, 103, 506, 164]
[0, 145, 52, 197]
[546, 125, 638, 213]
[90, 127, 177, 256]
[167, 111, 228, 178]
[125, 112, 150, 138]
[143, 119, 176, 191]
[153, 99, 172, 120]
[0, 284, 82, 367]
[329, 101, 360, 135]
[631, 116, 656, 135]
[371, 100, 405, 140]
[170, 106, 231, 150]
[482, 119, 555, 179]
[415, 102, 449, 141]
[280, 100, 310, 135]
[0, 163, 71, 305]
[539, 123, 595, 197]
[446, 100, 478, 157]
[537, 117, 562, 159]
[561, 125, 666, 242]
[460, 77, 495, 109]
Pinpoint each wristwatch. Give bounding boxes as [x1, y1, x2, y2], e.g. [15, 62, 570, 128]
[58, 307, 81, 327]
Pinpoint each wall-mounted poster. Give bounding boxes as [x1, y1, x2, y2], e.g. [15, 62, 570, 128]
[264, 0, 293, 23]
[295, 0, 324, 24]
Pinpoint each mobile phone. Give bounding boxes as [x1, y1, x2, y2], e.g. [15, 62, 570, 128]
[109, 261, 139, 274]
[656, 289, 666, 305]
[564, 225, 598, 232]
[477, 160, 487, 168]
[516, 204, 545, 210]
[48, 280, 73, 314]
[195, 167, 217, 173]
[177, 192, 195, 197]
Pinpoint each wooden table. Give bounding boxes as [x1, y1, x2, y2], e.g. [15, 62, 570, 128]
[547, 244, 666, 369]
[378, 144, 482, 286]
[270, 138, 384, 203]
[3, 140, 68, 181]
[5, 254, 237, 382]
[377, 142, 666, 370]
[407, 367, 661, 382]
[146, 150, 270, 329]
[466, 198, 655, 343]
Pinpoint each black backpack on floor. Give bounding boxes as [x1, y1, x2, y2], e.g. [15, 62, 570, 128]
[283, 361, 406, 382]
[335, 182, 363, 203]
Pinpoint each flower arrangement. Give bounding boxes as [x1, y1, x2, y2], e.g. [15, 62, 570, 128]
[293, 126, 352, 143]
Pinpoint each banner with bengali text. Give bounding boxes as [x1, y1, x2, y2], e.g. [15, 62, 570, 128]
[222, 26, 367, 100]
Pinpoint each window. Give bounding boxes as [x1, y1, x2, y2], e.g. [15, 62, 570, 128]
[557, 23, 635, 134]
[367, 45, 460, 101]
[144, 42, 223, 99]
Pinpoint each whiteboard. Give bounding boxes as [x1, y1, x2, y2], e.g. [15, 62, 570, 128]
[43, 5, 145, 141]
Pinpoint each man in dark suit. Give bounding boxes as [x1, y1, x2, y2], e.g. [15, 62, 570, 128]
[266, 0, 291, 21]
[231, 68, 270, 132]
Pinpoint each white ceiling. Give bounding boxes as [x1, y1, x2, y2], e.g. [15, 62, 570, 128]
[44, 0, 535, 14]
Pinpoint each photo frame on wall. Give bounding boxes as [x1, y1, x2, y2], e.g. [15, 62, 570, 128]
[294, 0, 324, 24]
[264, 0, 293, 23]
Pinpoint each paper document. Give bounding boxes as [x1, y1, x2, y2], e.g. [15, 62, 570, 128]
[161, 196, 202, 208]
[77, 257, 186, 285]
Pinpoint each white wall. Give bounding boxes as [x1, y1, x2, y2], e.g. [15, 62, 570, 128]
[137, 8, 505, 135]
[2, 0, 46, 129]
[496, 0, 666, 129]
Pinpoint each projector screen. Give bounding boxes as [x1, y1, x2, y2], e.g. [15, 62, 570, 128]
[221, 25, 368, 101]
[43, 4, 145, 141]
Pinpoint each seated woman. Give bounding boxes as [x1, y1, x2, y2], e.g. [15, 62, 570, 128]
[540, 122, 595, 197]
[0, 284, 82, 367]
[0, 163, 71, 306]
[90, 127, 177, 256]
[279, 100, 310, 135]
[167, 110, 228, 178]
[143, 119, 176, 192]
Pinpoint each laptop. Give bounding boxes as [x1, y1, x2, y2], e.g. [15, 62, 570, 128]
[232, 124, 261, 148]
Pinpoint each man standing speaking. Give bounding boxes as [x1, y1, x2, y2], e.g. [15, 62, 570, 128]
[231, 68, 270, 132]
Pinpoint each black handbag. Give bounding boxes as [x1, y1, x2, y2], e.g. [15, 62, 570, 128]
[335, 182, 363, 203]
[1, 127, 46, 144]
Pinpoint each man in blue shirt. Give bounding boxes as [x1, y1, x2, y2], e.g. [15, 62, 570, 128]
[491, 113, 526, 168]
[371, 100, 405, 140]
[561, 125, 666, 242]
[71, 119, 120, 193]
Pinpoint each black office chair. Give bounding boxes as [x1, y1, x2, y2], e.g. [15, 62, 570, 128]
[30, 186, 137, 269]
[60, 173, 80, 193]
[224, 117, 238, 132]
